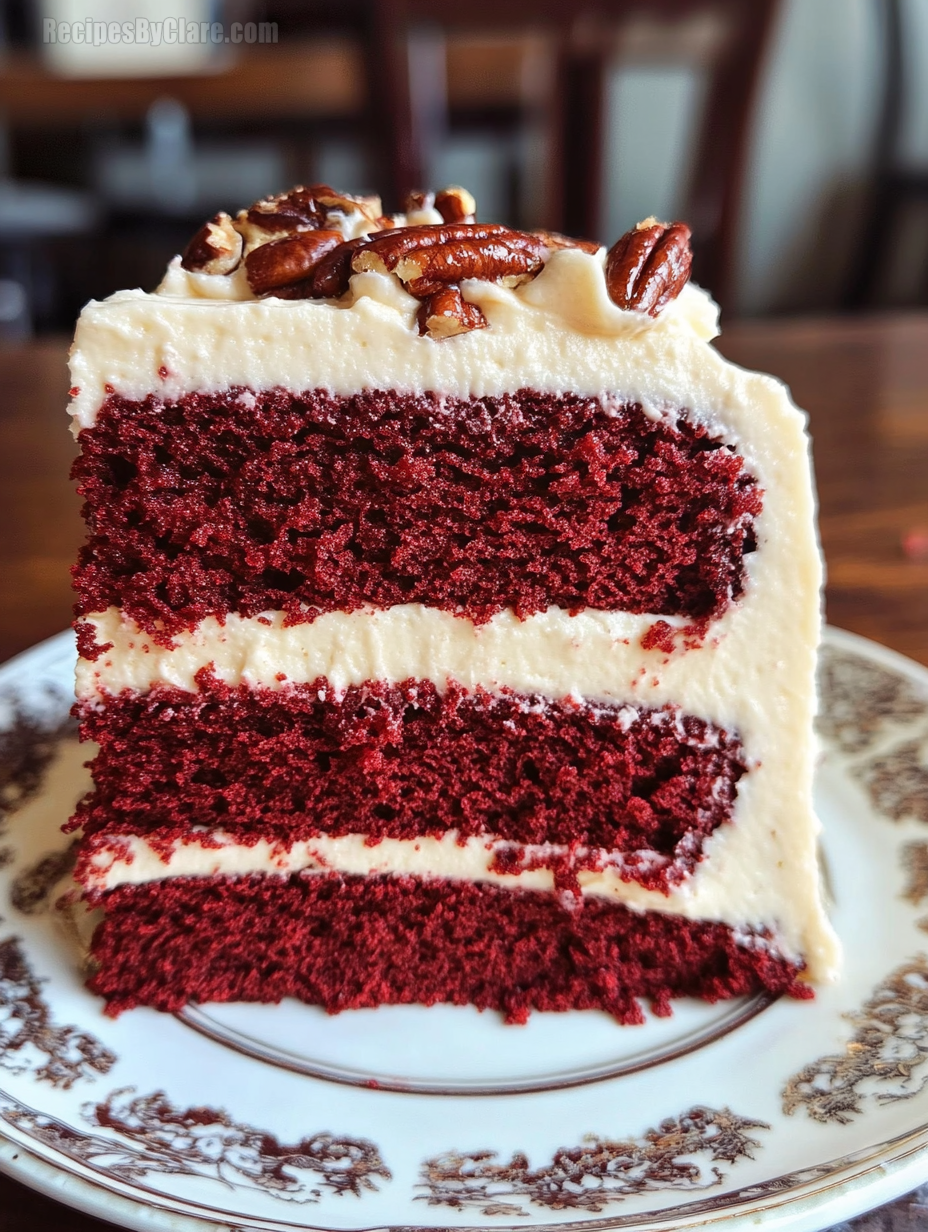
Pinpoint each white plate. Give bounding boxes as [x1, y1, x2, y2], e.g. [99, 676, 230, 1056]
[2, 626, 928, 1232]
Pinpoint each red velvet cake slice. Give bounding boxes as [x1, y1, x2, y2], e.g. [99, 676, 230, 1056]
[67, 186, 839, 1022]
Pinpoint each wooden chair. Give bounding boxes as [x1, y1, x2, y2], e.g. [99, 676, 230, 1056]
[374, 0, 781, 311]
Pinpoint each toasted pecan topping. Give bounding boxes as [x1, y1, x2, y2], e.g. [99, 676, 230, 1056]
[244, 184, 383, 236]
[246, 186, 329, 232]
[353, 224, 546, 292]
[309, 235, 372, 299]
[353, 223, 515, 272]
[244, 230, 344, 295]
[434, 186, 476, 224]
[417, 285, 488, 339]
[605, 219, 692, 315]
[403, 189, 434, 213]
[314, 186, 383, 221]
[176, 183, 694, 338]
[181, 212, 243, 275]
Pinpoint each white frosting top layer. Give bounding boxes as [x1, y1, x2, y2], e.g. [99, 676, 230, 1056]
[67, 249, 719, 432]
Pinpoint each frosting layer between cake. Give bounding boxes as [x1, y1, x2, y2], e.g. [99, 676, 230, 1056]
[78, 831, 706, 897]
[77, 827, 815, 972]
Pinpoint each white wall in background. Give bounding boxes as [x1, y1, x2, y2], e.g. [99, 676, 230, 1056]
[322, 0, 925, 314]
[898, 0, 928, 166]
[603, 65, 704, 245]
[316, 134, 513, 223]
[602, 0, 885, 313]
[736, 0, 882, 313]
[315, 140, 370, 200]
[430, 137, 512, 225]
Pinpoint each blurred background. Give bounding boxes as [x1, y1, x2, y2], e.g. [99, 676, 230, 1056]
[1, 0, 927, 681]
[0, 0, 927, 336]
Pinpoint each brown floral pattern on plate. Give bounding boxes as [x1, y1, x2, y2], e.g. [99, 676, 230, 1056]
[1, 1087, 390, 1204]
[857, 735, 928, 826]
[0, 700, 76, 839]
[418, 1107, 769, 1216]
[816, 647, 928, 756]
[0, 665, 79, 886]
[902, 842, 928, 932]
[10, 840, 79, 916]
[0, 935, 115, 1089]
[783, 956, 928, 1123]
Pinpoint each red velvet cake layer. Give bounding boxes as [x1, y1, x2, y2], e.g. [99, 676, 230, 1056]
[71, 676, 746, 892]
[87, 873, 811, 1021]
[72, 389, 762, 640]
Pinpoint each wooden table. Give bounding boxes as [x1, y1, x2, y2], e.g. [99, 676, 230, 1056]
[719, 313, 928, 666]
[1, 315, 927, 1229]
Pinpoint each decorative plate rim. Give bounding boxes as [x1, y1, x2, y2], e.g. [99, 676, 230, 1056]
[4, 1097, 928, 1232]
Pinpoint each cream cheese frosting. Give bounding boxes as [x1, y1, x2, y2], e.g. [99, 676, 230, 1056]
[67, 249, 719, 433]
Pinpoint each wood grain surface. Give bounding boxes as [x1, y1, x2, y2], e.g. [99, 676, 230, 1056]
[0, 314, 926, 1229]
[717, 313, 928, 667]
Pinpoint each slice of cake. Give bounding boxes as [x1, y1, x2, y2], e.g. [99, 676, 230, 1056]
[66, 185, 839, 1023]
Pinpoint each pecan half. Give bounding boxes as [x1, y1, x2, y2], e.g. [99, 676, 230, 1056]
[244, 230, 344, 295]
[353, 224, 545, 291]
[605, 219, 692, 315]
[434, 186, 476, 224]
[417, 285, 488, 339]
[533, 229, 600, 255]
[308, 235, 372, 299]
[354, 224, 514, 272]
[181, 212, 243, 274]
[246, 185, 329, 232]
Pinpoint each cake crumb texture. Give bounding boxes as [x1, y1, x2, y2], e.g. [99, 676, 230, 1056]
[72, 676, 746, 892]
[72, 389, 762, 640]
[88, 872, 811, 1021]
